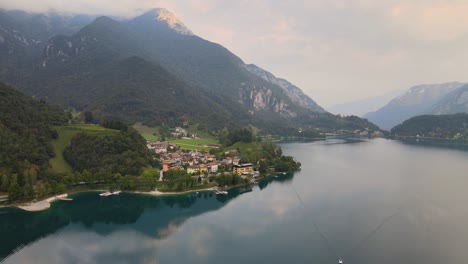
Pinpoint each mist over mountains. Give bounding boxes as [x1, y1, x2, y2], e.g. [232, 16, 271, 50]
[364, 82, 468, 130]
[0, 8, 379, 133]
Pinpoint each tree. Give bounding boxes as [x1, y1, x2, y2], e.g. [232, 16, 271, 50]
[23, 183, 34, 199]
[0, 174, 9, 192]
[83, 111, 93, 123]
[8, 174, 21, 202]
[121, 175, 136, 191]
[141, 168, 159, 190]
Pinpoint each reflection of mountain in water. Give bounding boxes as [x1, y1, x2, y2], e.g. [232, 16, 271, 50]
[0, 173, 296, 261]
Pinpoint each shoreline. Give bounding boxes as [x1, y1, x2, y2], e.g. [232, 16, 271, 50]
[16, 194, 69, 212]
[5, 171, 292, 212]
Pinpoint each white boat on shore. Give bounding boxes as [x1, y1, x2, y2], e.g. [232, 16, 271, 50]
[99, 192, 112, 197]
[112, 191, 121, 195]
[215, 190, 228, 195]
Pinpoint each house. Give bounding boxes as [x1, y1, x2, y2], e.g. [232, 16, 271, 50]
[233, 163, 254, 175]
[232, 158, 240, 166]
[163, 161, 178, 172]
[199, 164, 208, 173]
[168, 143, 177, 150]
[205, 154, 216, 162]
[208, 162, 219, 173]
[222, 157, 233, 164]
[147, 141, 168, 154]
[187, 165, 200, 174]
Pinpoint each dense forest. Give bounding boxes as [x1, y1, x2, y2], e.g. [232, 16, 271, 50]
[391, 113, 468, 140]
[63, 128, 152, 175]
[0, 83, 156, 203]
[0, 82, 70, 200]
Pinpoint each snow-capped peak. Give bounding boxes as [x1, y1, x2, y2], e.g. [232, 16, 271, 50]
[154, 8, 193, 35]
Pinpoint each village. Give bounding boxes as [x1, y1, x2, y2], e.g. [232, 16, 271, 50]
[146, 139, 259, 181]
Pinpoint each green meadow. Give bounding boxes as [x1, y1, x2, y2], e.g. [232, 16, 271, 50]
[50, 124, 118, 173]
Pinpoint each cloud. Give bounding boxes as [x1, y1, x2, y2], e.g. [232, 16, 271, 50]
[1, 0, 468, 106]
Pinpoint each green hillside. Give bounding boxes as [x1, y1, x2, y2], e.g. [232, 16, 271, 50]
[391, 113, 468, 140]
[50, 124, 118, 173]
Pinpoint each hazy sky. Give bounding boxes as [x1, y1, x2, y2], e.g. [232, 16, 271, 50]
[2, 0, 468, 107]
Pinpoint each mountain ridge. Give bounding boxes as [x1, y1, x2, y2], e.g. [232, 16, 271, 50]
[0, 8, 380, 134]
[364, 82, 465, 130]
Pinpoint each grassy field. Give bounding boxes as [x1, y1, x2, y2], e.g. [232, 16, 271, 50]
[132, 122, 159, 141]
[50, 124, 118, 173]
[168, 137, 219, 151]
[132, 122, 220, 151]
[227, 141, 263, 153]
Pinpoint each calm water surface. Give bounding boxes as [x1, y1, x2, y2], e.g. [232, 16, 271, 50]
[1, 138, 468, 264]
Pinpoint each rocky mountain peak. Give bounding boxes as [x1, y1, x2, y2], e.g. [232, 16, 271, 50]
[144, 8, 193, 35]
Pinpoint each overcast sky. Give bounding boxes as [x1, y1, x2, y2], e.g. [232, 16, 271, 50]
[2, 0, 468, 107]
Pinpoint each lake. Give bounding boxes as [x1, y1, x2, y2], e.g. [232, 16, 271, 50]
[1, 138, 468, 264]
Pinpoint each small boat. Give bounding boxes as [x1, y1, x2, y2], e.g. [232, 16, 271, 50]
[215, 190, 228, 195]
[99, 192, 112, 197]
[112, 191, 121, 195]
[282, 172, 286, 175]
[57, 197, 73, 201]
[338, 257, 343, 264]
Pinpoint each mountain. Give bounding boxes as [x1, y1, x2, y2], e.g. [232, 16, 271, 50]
[328, 89, 405, 117]
[364, 82, 465, 130]
[431, 84, 468, 115]
[391, 113, 468, 140]
[0, 9, 95, 82]
[245, 64, 326, 113]
[0, 8, 379, 133]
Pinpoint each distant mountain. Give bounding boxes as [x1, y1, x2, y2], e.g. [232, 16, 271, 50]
[0, 8, 379, 133]
[431, 84, 468, 115]
[391, 113, 468, 140]
[245, 64, 326, 113]
[364, 82, 465, 130]
[0, 9, 95, 81]
[328, 89, 405, 117]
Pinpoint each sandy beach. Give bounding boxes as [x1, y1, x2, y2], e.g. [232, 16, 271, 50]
[135, 187, 215, 196]
[17, 194, 68, 212]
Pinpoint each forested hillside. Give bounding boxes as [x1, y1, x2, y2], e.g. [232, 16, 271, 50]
[0, 82, 69, 199]
[0, 9, 379, 134]
[391, 113, 468, 140]
[63, 128, 152, 175]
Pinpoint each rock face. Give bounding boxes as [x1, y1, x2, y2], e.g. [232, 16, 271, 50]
[365, 82, 466, 130]
[153, 8, 193, 35]
[431, 84, 468, 114]
[245, 64, 326, 113]
[0, 8, 379, 132]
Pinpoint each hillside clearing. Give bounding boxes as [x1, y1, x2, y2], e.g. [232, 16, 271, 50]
[50, 124, 118, 173]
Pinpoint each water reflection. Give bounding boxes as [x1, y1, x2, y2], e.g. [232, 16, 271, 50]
[397, 138, 468, 153]
[0, 173, 294, 262]
[3, 139, 468, 263]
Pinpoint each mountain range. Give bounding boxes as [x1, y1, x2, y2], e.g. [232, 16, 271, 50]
[328, 89, 405, 117]
[364, 82, 467, 130]
[0, 8, 378, 133]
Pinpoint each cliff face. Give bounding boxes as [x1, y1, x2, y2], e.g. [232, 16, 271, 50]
[431, 85, 468, 115]
[245, 64, 326, 113]
[238, 83, 296, 117]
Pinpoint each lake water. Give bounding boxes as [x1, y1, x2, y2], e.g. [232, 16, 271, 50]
[1, 138, 468, 264]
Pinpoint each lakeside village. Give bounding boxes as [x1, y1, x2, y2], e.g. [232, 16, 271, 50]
[148, 140, 259, 184]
